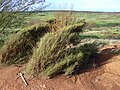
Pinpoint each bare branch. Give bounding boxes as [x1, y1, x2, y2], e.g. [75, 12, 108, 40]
[0, 0, 48, 33]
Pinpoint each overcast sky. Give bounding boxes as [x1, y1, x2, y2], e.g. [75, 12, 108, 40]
[44, 0, 120, 12]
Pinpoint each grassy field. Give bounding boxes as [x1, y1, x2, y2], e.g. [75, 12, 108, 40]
[0, 11, 120, 48]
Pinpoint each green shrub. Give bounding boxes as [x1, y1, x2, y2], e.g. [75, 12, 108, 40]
[0, 24, 49, 65]
[24, 26, 78, 76]
[78, 43, 99, 66]
[24, 23, 98, 78]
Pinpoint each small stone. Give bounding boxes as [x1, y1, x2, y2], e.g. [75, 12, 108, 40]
[95, 78, 100, 82]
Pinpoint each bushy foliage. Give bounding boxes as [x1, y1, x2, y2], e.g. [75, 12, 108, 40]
[0, 15, 99, 78]
[24, 23, 98, 78]
[0, 24, 49, 65]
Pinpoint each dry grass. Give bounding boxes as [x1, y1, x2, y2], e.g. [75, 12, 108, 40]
[26, 19, 42, 26]
[47, 11, 86, 32]
[85, 20, 96, 30]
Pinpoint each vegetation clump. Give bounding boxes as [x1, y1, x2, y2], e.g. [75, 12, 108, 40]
[0, 13, 99, 78]
[24, 23, 98, 78]
[0, 24, 49, 65]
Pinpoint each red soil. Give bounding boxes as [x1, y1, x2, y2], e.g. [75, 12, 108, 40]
[0, 44, 120, 90]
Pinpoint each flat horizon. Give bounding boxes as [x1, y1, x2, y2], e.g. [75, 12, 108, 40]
[41, 0, 120, 12]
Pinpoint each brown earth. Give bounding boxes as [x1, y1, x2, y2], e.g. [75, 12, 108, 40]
[0, 44, 120, 90]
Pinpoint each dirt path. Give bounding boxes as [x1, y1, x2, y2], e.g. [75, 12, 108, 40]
[0, 45, 120, 90]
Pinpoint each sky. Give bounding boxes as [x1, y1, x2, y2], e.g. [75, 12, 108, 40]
[43, 0, 120, 12]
